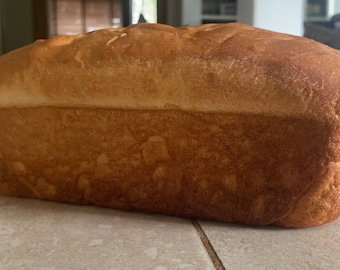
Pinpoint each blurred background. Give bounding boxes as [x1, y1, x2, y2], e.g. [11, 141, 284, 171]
[1, 0, 340, 54]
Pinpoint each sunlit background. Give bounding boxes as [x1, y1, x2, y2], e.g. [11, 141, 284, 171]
[132, 0, 157, 24]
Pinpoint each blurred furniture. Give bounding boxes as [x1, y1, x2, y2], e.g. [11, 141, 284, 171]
[201, 0, 237, 23]
[305, 0, 340, 22]
[304, 14, 340, 49]
[166, 0, 304, 36]
[166, 0, 236, 26]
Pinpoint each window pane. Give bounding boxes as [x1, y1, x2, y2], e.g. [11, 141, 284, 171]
[85, 0, 110, 32]
[54, 0, 122, 35]
[56, 0, 84, 35]
[132, 0, 157, 24]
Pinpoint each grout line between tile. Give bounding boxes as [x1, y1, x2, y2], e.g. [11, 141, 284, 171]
[191, 220, 225, 270]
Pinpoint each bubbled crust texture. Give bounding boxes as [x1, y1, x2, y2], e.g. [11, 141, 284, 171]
[0, 23, 340, 227]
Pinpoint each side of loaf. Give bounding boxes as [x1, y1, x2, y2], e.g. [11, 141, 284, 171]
[0, 23, 340, 227]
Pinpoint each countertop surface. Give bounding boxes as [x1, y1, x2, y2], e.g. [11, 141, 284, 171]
[1, 196, 339, 270]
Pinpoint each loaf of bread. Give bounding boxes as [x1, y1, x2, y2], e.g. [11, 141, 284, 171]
[0, 23, 340, 227]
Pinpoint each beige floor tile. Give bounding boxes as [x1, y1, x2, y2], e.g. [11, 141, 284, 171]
[200, 218, 340, 270]
[0, 196, 214, 270]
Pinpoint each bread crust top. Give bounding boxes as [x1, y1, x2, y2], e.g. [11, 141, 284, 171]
[0, 23, 340, 121]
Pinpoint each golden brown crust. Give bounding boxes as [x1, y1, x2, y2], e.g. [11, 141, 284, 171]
[0, 107, 335, 227]
[1, 23, 340, 119]
[0, 23, 340, 227]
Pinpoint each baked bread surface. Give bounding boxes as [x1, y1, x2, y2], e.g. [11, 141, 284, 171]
[0, 23, 340, 227]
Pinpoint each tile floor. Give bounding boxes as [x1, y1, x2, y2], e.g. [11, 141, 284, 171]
[0, 196, 339, 270]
